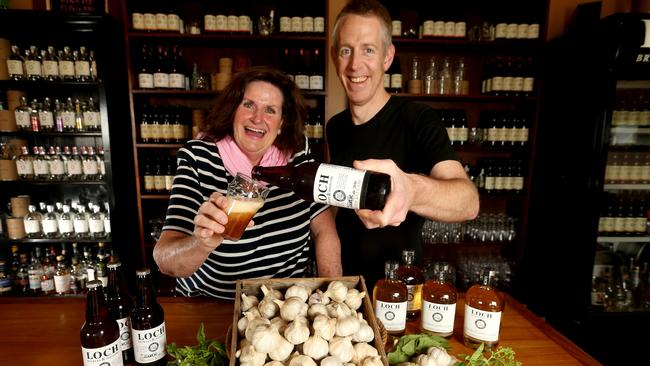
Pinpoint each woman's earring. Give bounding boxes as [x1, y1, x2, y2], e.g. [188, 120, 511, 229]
[277, 128, 282, 135]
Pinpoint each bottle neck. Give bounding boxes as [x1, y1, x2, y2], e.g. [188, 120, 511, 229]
[136, 275, 157, 306]
[85, 287, 111, 323]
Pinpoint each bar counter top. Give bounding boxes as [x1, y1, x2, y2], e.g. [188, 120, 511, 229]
[0, 293, 601, 365]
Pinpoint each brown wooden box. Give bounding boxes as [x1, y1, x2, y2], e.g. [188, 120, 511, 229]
[230, 276, 388, 366]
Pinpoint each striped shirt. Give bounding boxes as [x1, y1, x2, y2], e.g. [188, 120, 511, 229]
[162, 139, 327, 299]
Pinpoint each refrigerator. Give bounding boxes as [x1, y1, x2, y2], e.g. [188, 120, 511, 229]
[525, 6, 649, 365]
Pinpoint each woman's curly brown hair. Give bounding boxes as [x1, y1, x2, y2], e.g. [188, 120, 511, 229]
[199, 66, 306, 155]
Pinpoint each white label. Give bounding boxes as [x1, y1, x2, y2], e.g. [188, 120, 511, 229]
[62, 111, 76, 128]
[138, 73, 154, 89]
[54, 273, 71, 294]
[295, 75, 310, 89]
[433, 21, 445, 36]
[83, 160, 99, 175]
[422, 21, 435, 36]
[527, 24, 540, 39]
[58, 218, 74, 233]
[15, 111, 31, 128]
[50, 160, 65, 176]
[227, 15, 238, 31]
[24, 220, 40, 234]
[59, 60, 75, 76]
[464, 305, 502, 342]
[25, 60, 42, 76]
[280, 17, 291, 33]
[153, 73, 169, 88]
[156, 13, 168, 30]
[375, 300, 407, 332]
[422, 301, 456, 334]
[82, 339, 123, 366]
[302, 16, 314, 32]
[144, 13, 156, 30]
[154, 175, 166, 190]
[391, 74, 402, 89]
[29, 273, 41, 289]
[43, 60, 59, 76]
[506, 24, 518, 39]
[104, 218, 111, 234]
[309, 75, 323, 90]
[117, 317, 133, 351]
[16, 159, 34, 175]
[39, 111, 55, 128]
[314, 17, 325, 33]
[75, 61, 90, 77]
[41, 278, 55, 292]
[313, 164, 367, 209]
[165, 175, 174, 191]
[67, 160, 82, 175]
[204, 15, 216, 31]
[523, 77, 534, 92]
[392, 20, 402, 36]
[455, 22, 466, 37]
[42, 219, 58, 234]
[7, 59, 23, 75]
[133, 322, 167, 363]
[216, 15, 228, 31]
[132, 13, 144, 30]
[74, 218, 89, 233]
[492, 76, 504, 91]
[33, 160, 49, 176]
[517, 24, 529, 39]
[291, 16, 302, 32]
[89, 219, 104, 234]
[495, 23, 507, 38]
[239, 15, 252, 32]
[168, 14, 180, 31]
[169, 73, 185, 88]
[444, 21, 456, 37]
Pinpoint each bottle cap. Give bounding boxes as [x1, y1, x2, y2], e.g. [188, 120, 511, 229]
[108, 262, 122, 269]
[86, 280, 103, 289]
[136, 268, 151, 276]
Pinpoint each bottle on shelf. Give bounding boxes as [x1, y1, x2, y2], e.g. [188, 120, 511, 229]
[421, 262, 457, 337]
[16, 252, 30, 295]
[7, 45, 25, 80]
[58, 204, 75, 238]
[49, 146, 66, 181]
[29, 99, 40, 132]
[39, 97, 55, 132]
[138, 45, 154, 89]
[24, 204, 43, 238]
[153, 45, 170, 89]
[463, 268, 504, 349]
[89, 205, 105, 240]
[80, 280, 124, 366]
[252, 162, 391, 210]
[309, 48, 324, 91]
[373, 261, 408, 335]
[388, 54, 402, 93]
[153, 156, 166, 192]
[105, 261, 135, 364]
[83, 146, 100, 180]
[74, 46, 91, 82]
[143, 156, 155, 193]
[41, 46, 59, 81]
[42, 204, 59, 239]
[73, 205, 90, 239]
[58, 46, 76, 81]
[131, 268, 167, 365]
[28, 249, 43, 294]
[14, 96, 32, 131]
[67, 146, 84, 180]
[24, 45, 43, 81]
[54, 255, 71, 296]
[16, 145, 34, 180]
[62, 97, 76, 132]
[0, 260, 12, 295]
[83, 97, 101, 132]
[395, 249, 424, 321]
[168, 45, 186, 90]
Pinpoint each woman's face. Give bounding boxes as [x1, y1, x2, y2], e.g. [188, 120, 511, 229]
[232, 81, 284, 164]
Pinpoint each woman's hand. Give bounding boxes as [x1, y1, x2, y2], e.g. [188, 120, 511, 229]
[193, 192, 230, 249]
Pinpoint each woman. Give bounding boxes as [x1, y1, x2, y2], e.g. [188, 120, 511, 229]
[154, 66, 342, 299]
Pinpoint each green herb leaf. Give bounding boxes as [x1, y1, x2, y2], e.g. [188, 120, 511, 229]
[167, 323, 229, 366]
[387, 333, 450, 365]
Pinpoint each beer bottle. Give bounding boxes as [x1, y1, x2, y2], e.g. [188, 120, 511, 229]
[80, 280, 124, 366]
[131, 268, 166, 365]
[106, 262, 135, 364]
[463, 268, 504, 350]
[252, 162, 391, 210]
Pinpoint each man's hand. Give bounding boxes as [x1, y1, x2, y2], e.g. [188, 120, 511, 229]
[353, 159, 413, 228]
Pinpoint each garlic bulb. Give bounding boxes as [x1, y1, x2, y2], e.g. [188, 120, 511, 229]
[321, 355, 343, 366]
[284, 316, 310, 345]
[327, 302, 352, 318]
[265, 362, 285, 366]
[362, 356, 384, 366]
[288, 354, 317, 366]
[396, 363, 417, 366]
[285, 285, 312, 302]
[427, 347, 454, 366]
[414, 354, 437, 366]
[275, 297, 308, 321]
[343, 289, 366, 310]
[335, 306, 360, 337]
[241, 293, 260, 312]
[270, 316, 288, 334]
[308, 289, 331, 305]
[351, 313, 374, 343]
[308, 303, 329, 319]
[302, 334, 329, 360]
[328, 336, 355, 363]
[261, 284, 284, 300]
[312, 314, 336, 341]
[237, 343, 266, 366]
[258, 298, 280, 319]
[324, 281, 349, 303]
[245, 316, 271, 341]
[237, 314, 249, 336]
[251, 324, 284, 353]
[268, 336, 294, 361]
[352, 343, 379, 364]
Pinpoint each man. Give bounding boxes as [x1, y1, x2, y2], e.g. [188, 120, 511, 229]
[327, 0, 480, 287]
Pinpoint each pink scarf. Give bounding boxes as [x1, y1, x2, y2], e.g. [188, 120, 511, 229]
[215, 135, 289, 177]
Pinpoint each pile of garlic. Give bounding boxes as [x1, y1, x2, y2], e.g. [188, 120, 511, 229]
[235, 281, 384, 366]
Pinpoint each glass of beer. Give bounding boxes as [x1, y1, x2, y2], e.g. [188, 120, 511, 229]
[222, 173, 269, 241]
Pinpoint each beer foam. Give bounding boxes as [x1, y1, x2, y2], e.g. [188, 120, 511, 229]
[227, 198, 264, 214]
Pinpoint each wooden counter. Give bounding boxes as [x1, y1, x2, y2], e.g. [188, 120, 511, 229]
[0, 293, 601, 365]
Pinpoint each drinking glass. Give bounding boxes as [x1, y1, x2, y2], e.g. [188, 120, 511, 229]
[222, 173, 269, 241]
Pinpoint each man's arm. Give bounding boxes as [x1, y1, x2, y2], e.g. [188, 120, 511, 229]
[309, 208, 342, 277]
[353, 159, 479, 229]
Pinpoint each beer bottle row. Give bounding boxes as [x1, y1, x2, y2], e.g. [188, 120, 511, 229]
[143, 156, 177, 193]
[604, 151, 650, 184]
[611, 93, 650, 127]
[481, 57, 535, 97]
[13, 96, 101, 133]
[14, 144, 105, 182]
[479, 110, 530, 147]
[473, 159, 526, 195]
[137, 44, 187, 90]
[139, 104, 192, 143]
[280, 47, 324, 91]
[6, 44, 97, 82]
[598, 194, 649, 236]
[305, 107, 324, 162]
[372, 250, 503, 349]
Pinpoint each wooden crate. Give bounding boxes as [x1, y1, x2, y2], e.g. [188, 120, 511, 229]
[230, 276, 388, 366]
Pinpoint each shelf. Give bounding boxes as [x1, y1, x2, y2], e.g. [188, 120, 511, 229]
[393, 93, 537, 102]
[136, 143, 184, 149]
[596, 236, 650, 243]
[127, 31, 326, 44]
[0, 179, 106, 185]
[0, 238, 111, 244]
[132, 89, 326, 97]
[393, 37, 543, 52]
[0, 131, 103, 137]
[0, 79, 101, 89]
[603, 184, 650, 191]
[616, 80, 650, 90]
[452, 144, 530, 152]
[141, 194, 170, 200]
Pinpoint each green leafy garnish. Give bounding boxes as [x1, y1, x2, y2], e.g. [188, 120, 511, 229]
[455, 343, 522, 366]
[166, 323, 229, 366]
[387, 333, 450, 365]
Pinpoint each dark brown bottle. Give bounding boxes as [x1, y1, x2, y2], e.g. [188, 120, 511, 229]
[372, 261, 407, 335]
[80, 280, 124, 365]
[395, 249, 424, 321]
[252, 162, 391, 210]
[421, 262, 457, 337]
[131, 268, 166, 365]
[106, 262, 135, 364]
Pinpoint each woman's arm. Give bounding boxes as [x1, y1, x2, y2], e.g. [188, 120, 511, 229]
[309, 208, 342, 277]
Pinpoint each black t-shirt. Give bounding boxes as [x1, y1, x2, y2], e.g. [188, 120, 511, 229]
[326, 97, 457, 288]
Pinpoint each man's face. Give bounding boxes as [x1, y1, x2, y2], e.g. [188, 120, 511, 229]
[332, 14, 394, 108]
